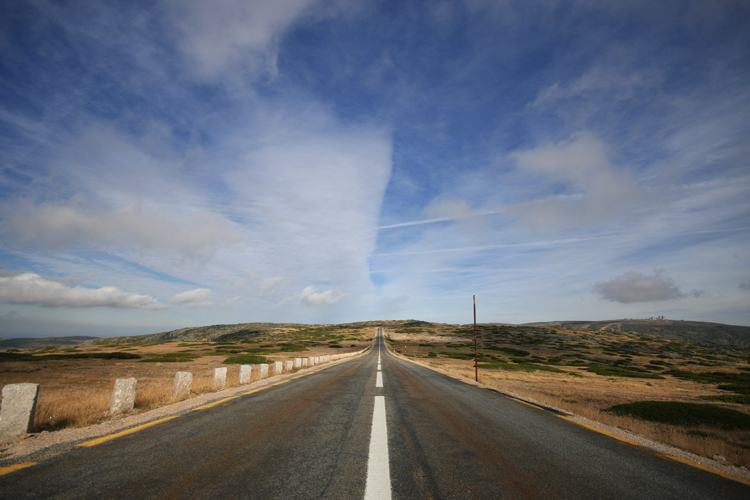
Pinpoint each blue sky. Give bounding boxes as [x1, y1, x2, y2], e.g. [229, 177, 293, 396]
[1, 0, 749, 337]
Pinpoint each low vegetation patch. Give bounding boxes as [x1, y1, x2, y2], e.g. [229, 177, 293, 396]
[667, 370, 750, 394]
[606, 401, 750, 430]
[486, 347, 531, 356]
[478, 360, 570, 374]
[586, 363, 663, 379]
[223, 354, 272, 364]
[139, 353, 202, 363]
[0, 351, 141, 362]
[700, 395, 750, 405]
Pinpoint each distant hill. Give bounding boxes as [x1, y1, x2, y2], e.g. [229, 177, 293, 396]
[0, 336, 99, 350]
[5, 318, 745, 351]
[87, 323, 281, 344]
[87, 320, 401, 345]
[523, 319, 750, 349]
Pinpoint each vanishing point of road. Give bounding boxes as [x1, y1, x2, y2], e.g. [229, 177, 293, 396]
[1, 328, 748, 499]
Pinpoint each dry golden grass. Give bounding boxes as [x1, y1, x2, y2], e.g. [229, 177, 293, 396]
[421, 360, 750, 468]
[382, 322, 750, 468]
[1, 334, 366, 433]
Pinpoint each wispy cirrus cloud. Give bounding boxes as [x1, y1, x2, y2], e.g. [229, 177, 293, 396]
[0, 273, 164, 309]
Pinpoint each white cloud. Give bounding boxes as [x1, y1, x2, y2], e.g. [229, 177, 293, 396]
[0, 273, 164, 309]
[260, 276, 283, 290]
[300, 286, 349, 306]
[1, 199, 242, 259]
[170, 288, 212, 306]
[164, 0, 316, 79]
[594, 270, 704, 303]
[507, 132, 645, 227]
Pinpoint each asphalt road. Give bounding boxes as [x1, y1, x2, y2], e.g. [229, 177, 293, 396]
[1, 328, 748, 499]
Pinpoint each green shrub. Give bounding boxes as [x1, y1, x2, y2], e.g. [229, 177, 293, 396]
[223, 354, 272, 364]
[486, 347, 530, 356]
[649, 360, 672, 366]
[606, 401, 750, 430]
[586, 364, 663, 379]
[667, 370, 750, 393]
[441, 352, 474, 360]
[565, 360, 588, 366]
[700, 395, 750, 404]
[0, 352, 141, 362]
[478, 360, 536, 372]
[139, 353, 200, 363]
[479, 360, 570, 374]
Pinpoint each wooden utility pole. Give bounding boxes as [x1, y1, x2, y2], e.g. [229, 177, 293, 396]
[473, 295, 478, 382]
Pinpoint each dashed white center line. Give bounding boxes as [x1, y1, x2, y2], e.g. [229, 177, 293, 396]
[364, 396, 391, 500]
[376, 372, 383, 388]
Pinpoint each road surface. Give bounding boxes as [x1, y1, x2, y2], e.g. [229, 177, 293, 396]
[1, 327, 748, 499]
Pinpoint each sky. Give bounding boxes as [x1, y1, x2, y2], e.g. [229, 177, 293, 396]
[0, 0, 749, 338]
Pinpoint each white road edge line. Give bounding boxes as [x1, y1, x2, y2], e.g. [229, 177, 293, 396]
[376, 372, 383, 388]
[365, 396, 391, 500]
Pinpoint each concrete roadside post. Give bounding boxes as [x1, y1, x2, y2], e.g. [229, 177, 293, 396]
[239, 365, 253, 385]
[294, 358, 302, 369]
[301, 358, 309, 368]
[0, 383, 39, 440]
[109, 378, 137, 414]
[273, 361, 283, 376]
[284, 360, 293, 372]
[314, 356, 320, 365]
[308, 357, 316, 366]
[173, 372, 193, 400]
[214, 367, 227, 390]
[258, 364, 269, 379]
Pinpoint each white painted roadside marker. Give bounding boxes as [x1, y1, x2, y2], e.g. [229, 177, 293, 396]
[365, 396, 391, 500]
[376, 372, 383, 388]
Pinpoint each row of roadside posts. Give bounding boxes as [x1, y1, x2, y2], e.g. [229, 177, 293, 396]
[0, 349, 368, 441]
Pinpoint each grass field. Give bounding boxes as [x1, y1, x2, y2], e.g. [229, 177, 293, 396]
[384, 320, 750, 468]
